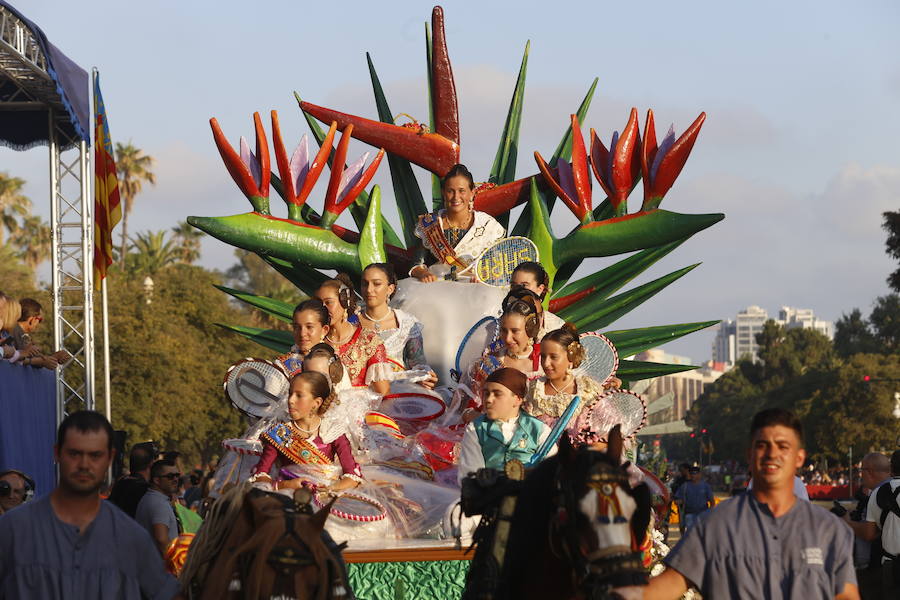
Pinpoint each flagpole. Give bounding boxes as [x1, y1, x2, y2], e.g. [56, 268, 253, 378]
[102, 276, 111, 423]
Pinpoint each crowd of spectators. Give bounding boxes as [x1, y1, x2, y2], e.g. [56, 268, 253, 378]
[0, 292, 71, 369]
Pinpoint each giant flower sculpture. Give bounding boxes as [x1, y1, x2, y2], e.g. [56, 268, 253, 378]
[189, 5, 724, 381]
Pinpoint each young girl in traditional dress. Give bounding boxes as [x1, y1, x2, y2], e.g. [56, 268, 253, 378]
[250, 371, 363, 493]
[455, 290, 545, 422]
[357, 263, 437, 389]
[315, 278, 392, 394]
[523, 324, 608, 443]
[275, 298, 333, 376]
[509, 261, 564, 337]
[409, 164, 506, 282]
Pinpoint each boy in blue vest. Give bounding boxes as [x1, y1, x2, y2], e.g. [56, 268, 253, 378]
[457, 367, 554, 483]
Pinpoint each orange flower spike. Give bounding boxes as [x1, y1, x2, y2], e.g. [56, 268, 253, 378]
[333, 148, 385, 215]
[569, 114, 593, 219]
[611, 107, 640, 213]
[323, 124, 354, 215]
[642, 111, 706, 210]
[252, 112, 270, 199]
[271, 110, 296, 202]
[209, 116, 268, 214]
[297, 122, 337, 205]
[534, 150, 586, 220]
[640, 109, 658, 190]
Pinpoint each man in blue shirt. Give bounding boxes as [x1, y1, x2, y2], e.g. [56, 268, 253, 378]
[616, 408, 858, 600]
[0, 411, 181, 599]
[674, 466, 713, 532]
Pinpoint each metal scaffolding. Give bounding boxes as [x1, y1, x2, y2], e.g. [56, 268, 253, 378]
[0, 4, 94, 422]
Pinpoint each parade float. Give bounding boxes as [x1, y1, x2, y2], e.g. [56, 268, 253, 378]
[186, 6, 723, 599]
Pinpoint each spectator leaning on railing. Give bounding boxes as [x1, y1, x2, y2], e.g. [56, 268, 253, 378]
[0, 293, 38, 364]
[9, 298, 71, 370]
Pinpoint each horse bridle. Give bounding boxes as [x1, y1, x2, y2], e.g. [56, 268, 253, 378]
[550, 459, 647, 598]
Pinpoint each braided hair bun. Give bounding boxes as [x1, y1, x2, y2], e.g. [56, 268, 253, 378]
[542, 323, 585, 368]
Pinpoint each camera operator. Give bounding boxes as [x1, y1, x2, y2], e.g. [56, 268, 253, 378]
[0, 470, 34, 514]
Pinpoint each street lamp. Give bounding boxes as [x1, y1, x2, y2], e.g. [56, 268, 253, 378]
[142, 275, 154, 305]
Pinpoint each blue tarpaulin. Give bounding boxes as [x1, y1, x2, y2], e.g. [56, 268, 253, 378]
[0, 361, 57, 495]
[0, 1, 89, 149]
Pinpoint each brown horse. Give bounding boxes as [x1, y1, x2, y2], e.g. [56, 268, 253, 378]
[180, 483, 352, 600]
[462, 425, 652, 600]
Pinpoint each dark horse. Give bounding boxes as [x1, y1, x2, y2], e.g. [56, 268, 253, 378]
[180, 483, 353, 600]
[462, 425, 652, 600]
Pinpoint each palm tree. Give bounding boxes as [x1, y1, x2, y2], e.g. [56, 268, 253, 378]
[115, 142, 156, 266]
[0, 172, 31, 246]
[171, 220, 204, 264]
[127, 230, 180, 275]
[11, 214, 52, 269]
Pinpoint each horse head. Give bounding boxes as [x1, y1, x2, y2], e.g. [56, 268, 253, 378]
[183, 484, 350, 600]
[548, 425, 651, 597]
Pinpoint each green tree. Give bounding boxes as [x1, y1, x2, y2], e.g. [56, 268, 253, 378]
[884, 210, 900, 293]
[171, 221, 204, 265]
[834, 308, 877, 357]
[868, 294, 900, 353]
[101, 264, 256, 465]
[115, 143, 156, 267]
[0, 172, 30, 246]
[126, 230, 180, 275]
[10, 214, 52, 269]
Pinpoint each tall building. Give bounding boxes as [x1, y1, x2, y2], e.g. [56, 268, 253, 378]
[711, 305, 834, 365]
[636, 349, 726, 422]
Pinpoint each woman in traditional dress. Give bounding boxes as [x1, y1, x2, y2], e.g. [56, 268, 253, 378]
[523, 323, 608, 443]
[274, 298, 333, 376]
[455, 290, 544, 422]
[315, 278, 392, 394]
[409, 164, 506, 282]
[509, 261, 565, 337]
[249, 371, 363, 493]
[358, 263, 438, 389]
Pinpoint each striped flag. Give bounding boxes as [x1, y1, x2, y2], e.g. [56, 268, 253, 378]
[93, 74, 121, 283]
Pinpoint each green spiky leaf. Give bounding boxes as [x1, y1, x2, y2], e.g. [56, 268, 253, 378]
[489, 41, 529, 228]
[552, 237, 689, 301]
[616, 360, 698, 381]
[603, 321, 719, 358]
[358, 185, 387, 268]
[215, 285, 294, 323]
[216, 323, 293, 353]
[367, 53, 428, 247]
[260, 256, 328, 297]
[561, 264, 700, 330]
[552, 197, 615, 289]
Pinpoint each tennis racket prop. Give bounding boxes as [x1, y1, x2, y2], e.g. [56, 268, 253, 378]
[577, 332, 619, 386]
[223, 358, 289, 419]
[464, 236, 539, 287]
[579, 389, 648, 441]
[453, 315, 499, 381]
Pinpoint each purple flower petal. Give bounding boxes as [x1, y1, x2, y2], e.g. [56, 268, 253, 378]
[290, 134, 310, 193]
[556, 159, 577, 203]
[337, 153, 370, 203]
[240, 136, 262, 189]
[650, 125, 676, 185]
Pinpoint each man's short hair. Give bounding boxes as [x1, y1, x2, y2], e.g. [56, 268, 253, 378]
[679, 462, 691, 470]
[749, 408, 803, 446]
[150, 459, 176, 480]
[891, 450, 900, 476]
[57, 410, 114, 450]
[18, 298, 42, 322]
[128, 443, 155, 473]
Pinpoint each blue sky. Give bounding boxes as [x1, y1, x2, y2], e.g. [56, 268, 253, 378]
[5, 0, 900, 361]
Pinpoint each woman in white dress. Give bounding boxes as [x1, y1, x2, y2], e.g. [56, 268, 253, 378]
[358, 262, 438, 389]
[409, 164, 506, 282]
